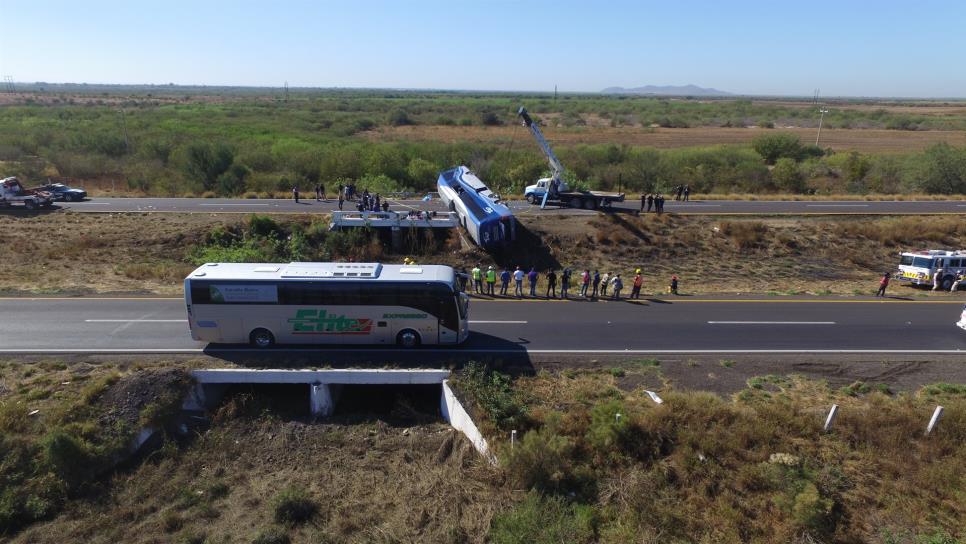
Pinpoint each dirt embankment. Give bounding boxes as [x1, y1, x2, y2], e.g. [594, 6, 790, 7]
[0, 211, 964, 297]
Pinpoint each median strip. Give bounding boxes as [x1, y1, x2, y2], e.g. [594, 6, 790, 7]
[84, 319, 188, 323]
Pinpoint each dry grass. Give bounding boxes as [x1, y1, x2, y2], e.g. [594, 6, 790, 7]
[458, 368, 966, 543]
[365, 125, 966, 154]
[0, 212, 963, 297]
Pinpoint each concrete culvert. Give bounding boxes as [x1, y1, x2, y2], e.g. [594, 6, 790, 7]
[334, 383, 442, 424]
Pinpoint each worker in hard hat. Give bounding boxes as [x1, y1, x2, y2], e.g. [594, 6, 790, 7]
[631, 269, 643, 299]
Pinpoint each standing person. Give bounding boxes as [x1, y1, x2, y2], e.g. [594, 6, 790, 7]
[592, 270, 601, 299]
[657, 194, 665, 214]
[338, 191, 344, 211]
[646, 193, 654, 213]
[683, 185, 690, 202]
[374, 194, 381, 211]
[580, 269, 591, 297]
[546, 269, 558, 299]
[486, 266, 497, 296]
[513, 266, 524, 298]
[600, 272, 610, 297]
[669, 274, 679, 295]
[314, 184, 321, 201]
[677, 185, 684, 201]
[640, 193, 646, 212]
[319, 182, 326, 202]
[471, 264, 483, 294]
[293, 185, 300, 204]
[527, 267, 538, 297]
[631, 269, 643, 299]
[561, 268, 571, 299]
[612, 274, 623, 300]
[933, 268, 944, 291]
[876, 272, 890, 297]
[500, 268, 511, 296]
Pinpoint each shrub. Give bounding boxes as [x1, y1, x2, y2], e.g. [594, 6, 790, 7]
[490, 491, 595, 544]
[40, 430, 92, 493]
[272, 487, 317, 527]
[752, 132, 803, 165]
[247, 214, 282, 238]
[502, 425, 576, 493]
[456, 363, 528, 431]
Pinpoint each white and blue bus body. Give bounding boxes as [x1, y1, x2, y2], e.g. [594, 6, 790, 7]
[437, 166, 515, 249]
[184, 262, 469, 348]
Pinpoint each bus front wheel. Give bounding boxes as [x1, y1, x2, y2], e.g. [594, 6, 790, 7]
[249, 328, 275, 348]
[396, 329, 421, 348]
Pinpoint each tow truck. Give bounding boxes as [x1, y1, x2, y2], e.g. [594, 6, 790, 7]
[0, 177, 54, 210]
[518, 107, 625, 210]
[897, 249, 966, 290]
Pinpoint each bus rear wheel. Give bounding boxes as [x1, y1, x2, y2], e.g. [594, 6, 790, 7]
[249, 328, 275, 348]
[396, 329, 421, 348]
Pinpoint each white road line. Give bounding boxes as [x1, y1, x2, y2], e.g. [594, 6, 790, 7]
[805, 204, 869, 207]
[75, 202, 110, 205]
[665, 204, 721, 207]
[84, 319, 187, 323]
[468, 320, 528, 324]
[708, 321, 836, 325]
[199, 203, 270, 207]
[0, 348, 961, 354]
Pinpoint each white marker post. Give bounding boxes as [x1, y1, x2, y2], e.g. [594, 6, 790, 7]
[926, 406, 944, 435]
[615, 413, 622, 424]
[644, 390, 663, 404]
[511, 430, 517, 449]
[823, 404, 839, 432]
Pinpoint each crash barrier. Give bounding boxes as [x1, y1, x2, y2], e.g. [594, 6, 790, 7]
[185, 368, 494, 461]
[330, 210, 458, 229]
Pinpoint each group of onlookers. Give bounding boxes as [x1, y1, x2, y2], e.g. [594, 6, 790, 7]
[462, 264, 680, 300]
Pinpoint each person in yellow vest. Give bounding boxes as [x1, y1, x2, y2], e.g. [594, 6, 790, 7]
[485, 266, 497, 296]
[471, 264, 483, 294]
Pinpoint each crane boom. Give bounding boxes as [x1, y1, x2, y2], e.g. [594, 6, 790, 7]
[518, 107, 565, 208]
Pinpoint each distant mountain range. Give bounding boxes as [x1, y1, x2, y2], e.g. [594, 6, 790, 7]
[601, 84, 733, 96]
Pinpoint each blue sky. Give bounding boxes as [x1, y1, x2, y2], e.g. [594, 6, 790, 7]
[2, 0, 965, 97]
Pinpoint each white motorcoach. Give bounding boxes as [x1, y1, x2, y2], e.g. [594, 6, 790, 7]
[897, 250, 966, 290]
[184, 262, 469, 348]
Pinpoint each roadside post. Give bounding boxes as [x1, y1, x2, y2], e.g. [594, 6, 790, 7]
[823, 404, 839, 432]
[925, 406, 944, 435]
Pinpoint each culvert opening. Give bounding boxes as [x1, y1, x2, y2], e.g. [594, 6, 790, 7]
[333, 383, 442, 424]
[219, 383, 311, 419]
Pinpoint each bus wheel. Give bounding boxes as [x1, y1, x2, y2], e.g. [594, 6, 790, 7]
[249, 328, 275, 348]
[526, 194, 536, 205]
[583, 199, 597, 210]
[941, 276, 955, 290]
[396, 329, 421, 348]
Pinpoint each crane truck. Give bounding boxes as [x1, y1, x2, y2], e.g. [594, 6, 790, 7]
[518, 106, 625, 210]
[0, 177, 54, 210]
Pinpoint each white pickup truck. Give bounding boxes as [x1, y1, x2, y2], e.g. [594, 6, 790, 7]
[0, 177, 54, 210]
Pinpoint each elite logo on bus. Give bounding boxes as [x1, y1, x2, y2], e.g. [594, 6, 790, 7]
[288, 309, 373, 335]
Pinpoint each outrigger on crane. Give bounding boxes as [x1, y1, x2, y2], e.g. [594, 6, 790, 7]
[517, 106, 625, 211]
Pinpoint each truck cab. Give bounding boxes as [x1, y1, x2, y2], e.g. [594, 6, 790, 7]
[524, 178, 569, 204]
[897, 250, 966, 290]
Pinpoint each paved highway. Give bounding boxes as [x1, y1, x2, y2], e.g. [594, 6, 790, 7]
[42, 197, 966, 215]
[0, 296, 962, 355]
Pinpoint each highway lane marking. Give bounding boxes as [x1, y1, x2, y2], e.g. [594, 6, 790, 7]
[468, 320, 527, 324]
[805, 204, 870, 207]
[199, 203, 270, 207]
[0, 348, 962, 354]
[85, 319, 187, 323]
[708, 321, 836, 325]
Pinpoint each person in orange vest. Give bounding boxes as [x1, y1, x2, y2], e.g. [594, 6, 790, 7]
[876, 272, 890, 297]
[631, 269, 643, 299]
[668, 274, 679, 295]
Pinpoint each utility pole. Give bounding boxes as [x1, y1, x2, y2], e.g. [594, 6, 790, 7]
[816, 107, 829, 147]
[554, 84, 557, 101]
[284, 81, 289, 102]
